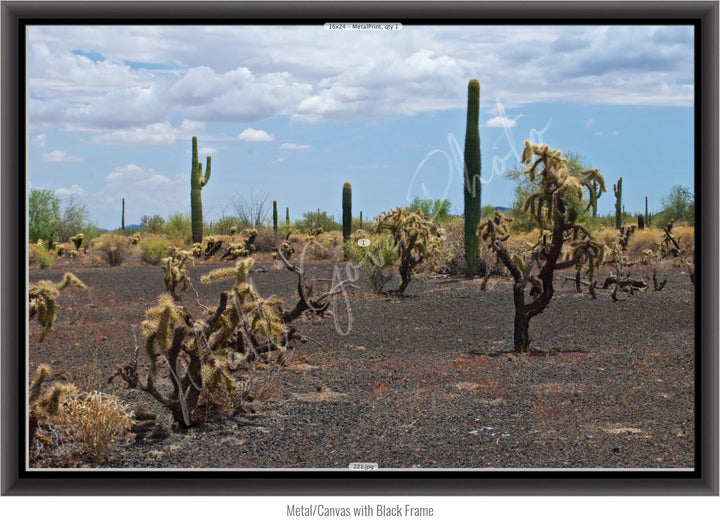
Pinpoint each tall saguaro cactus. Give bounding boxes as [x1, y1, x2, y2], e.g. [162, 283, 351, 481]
[121, 198, 125, 231]
[190, 136, 212, 244]
[613, 177, 623, 229]
[342, 181, 352, 241]
[273, 200, 278, 234]
[463, 79, 482, 276]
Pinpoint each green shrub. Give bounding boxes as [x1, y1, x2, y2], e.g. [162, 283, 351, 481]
[33, 242, 58, 269]
[344, 230, 399, 293]
[163, 213, 192, 243]
[139, 234, 170, 265]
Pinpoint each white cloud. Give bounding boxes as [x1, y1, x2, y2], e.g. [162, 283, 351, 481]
[486, 116, 519, 129]
[41, 150, 82, 162]
[55, 184, 85, 196]
[138, 174, 172, 185]
[93, 122, 178, 145]
[238, 128, 275, 142]
[31, 133, 47, 148]
[27, 24, 694, 134]
[269, 157, 285, 165]
[281, 143, 311, 150]
[105, 163, 155, 182]
[585, 118, 596, 128]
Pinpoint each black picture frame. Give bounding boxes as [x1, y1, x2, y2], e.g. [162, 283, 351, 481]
[2, 0, 717, 496]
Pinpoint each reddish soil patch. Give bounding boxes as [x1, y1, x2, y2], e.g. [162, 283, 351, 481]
[28, 257, 695, 470]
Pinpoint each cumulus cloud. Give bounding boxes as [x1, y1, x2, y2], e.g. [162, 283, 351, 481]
[55, 184, 85, 196]
[41, 150, 83, 162]
[486, 116, 519, 129]
[238, 128, 275, 142]
[281, 143, 311, 150]
[27, 24, 694, 134]
[31, 133, 47, 148]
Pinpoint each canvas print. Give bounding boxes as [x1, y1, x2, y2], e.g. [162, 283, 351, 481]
[26, 23, 695, 470]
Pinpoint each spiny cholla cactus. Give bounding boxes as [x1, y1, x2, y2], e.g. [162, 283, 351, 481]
[29, 273, 86, 341]
[375, 207, 445, 295]
[220, 229, 257, 260]
[118, 255, 357, 427]
[28, 364, 77, 449]
[161, 247, 194, 300]
[69, 233, 84, 250]
[191, 242, 203, 257]
[481, 141, 606, 352]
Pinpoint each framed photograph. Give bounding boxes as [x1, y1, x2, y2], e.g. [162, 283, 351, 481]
[2, 1, 717, 496]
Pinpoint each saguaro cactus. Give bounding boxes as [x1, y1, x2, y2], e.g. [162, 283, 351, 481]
[190, 136, 211, 244]
[273, 200, 278, 234]
[638, 213, 645, 230]
[614, 177, 623, 229]
[463, 79, 482, 276]
[342, 181, 352, 241]
[286, 207, 290, 228]
[121, 198, 125, 231]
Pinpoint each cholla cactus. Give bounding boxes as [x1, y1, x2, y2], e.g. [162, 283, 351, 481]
[375, 207, 444, 295]
[28, 365, 77, 449]
[69, 234, 84, 250]
[118, 253, 357, 427]
[481, 142, 606, 352]
[273, 240, 295, 261]
[131, 232, 141, 245]
[191, 242, 203, 257]
[161, 247, 194, 300]
[220, 229, 257, 259]
[29, 273, 86, 341]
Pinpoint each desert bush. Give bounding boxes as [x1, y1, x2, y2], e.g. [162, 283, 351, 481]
[674, 224, 695, 253]
[139, 234, 170, 265]
[29, 241, 58, 269]
[625, 227, 663, 256]
[140, 214, 165, 234]
[58, 391, 134, 462]
[208, 215, 240, 236]
[91, 233, 132, 266]
[344, 230, 399, 293]
[163, 213, 192, 243]
[253, 225, 283, 253]
[295, 210, 341, 233]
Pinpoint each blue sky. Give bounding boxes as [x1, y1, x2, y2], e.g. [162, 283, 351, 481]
[27, 24, 694, 230]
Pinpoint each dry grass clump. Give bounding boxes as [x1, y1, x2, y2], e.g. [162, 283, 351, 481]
[625, 228, 663, 255]
[57, 391, 134, 462]
[300, 231, 343, 261]
[674, 225, 695, 253]
[595, 228, 619, 248]
[253, 226, 283, 252]
[89, 233, 133, 266]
